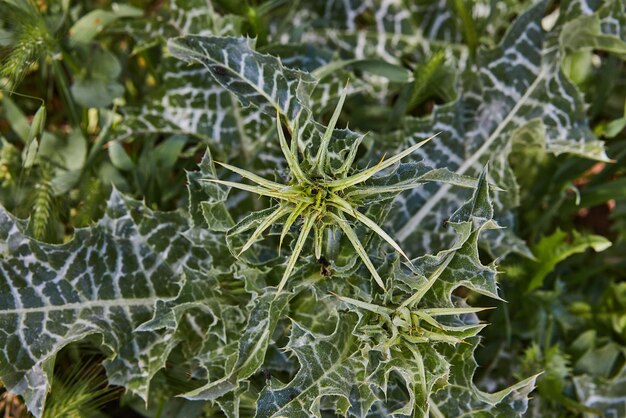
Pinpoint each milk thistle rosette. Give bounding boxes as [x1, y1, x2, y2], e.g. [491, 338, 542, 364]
[204, 88, 448, 294]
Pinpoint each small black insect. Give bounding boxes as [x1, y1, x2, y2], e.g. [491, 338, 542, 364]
[317, 256, 332, 277]
[262, 369, 271, 382]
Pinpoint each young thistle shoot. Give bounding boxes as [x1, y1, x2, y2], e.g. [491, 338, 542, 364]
[204, 89, 437, 295]
[334, 257, 491, 349]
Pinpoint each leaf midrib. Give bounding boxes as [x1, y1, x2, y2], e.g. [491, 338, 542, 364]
[0, 297, 171, 315]
[170, 38, 282, 113]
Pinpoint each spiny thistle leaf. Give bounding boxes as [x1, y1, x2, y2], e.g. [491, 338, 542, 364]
[329, 211, 386, 291]
[167, 36, 316, 119]
[276, 213, 316, 294]
[326, 133, 438, 190]
[238, 205, 291, 256]
[109, 1, 263, 154]
[392, 0, 619, 259]
[0, 6, 557, 413]
[0, 188, 231, 416]
[256, 316, 362, 418]
[181, 291, 289, 401]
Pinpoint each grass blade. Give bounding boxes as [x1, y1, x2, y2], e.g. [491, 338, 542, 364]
[345, 184, 425, 199]
[418, 329, 465, 344]
[332, 294, 393, 315]
[313, 224, 324, 260]
[291, 109, 301, 157]
[421, 307, 494, 316]
[337, 133, 365, 178]
[411, 311, 443, 329]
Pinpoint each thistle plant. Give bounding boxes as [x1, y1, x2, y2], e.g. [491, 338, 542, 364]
[205, 89, 437, 294]
[335, 255, 489, 353]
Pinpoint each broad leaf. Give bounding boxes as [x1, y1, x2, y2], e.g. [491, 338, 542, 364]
[110, 1, 258, 157]
[432, 340, 538, 416]
[574, 364, 626, 417]
[526, 228, 611, 291]
[181, 291, 289, 401]
[168, 36, 316, 120]
[256, 316, 363, 417]
[392, 0, 614, 258]
[0, 192, 186, 416]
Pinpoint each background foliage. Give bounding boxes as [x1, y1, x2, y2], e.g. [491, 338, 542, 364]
[0, 0, 625, 417]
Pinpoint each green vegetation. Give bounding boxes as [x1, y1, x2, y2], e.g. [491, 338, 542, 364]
[0, 1, 625, 417]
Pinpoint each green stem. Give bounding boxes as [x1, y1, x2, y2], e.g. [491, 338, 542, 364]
[406, 343, 427, 394]
[452, 0, 478, 61]
[0, 89, 44, 105]
[230, 92, 253, 162]
[51, 59, 80, 127]
[325, 226, 340, 261]
[543, 314, 554, 351]
[84, 106, 118, 170]
[61, 50, 81, 74]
